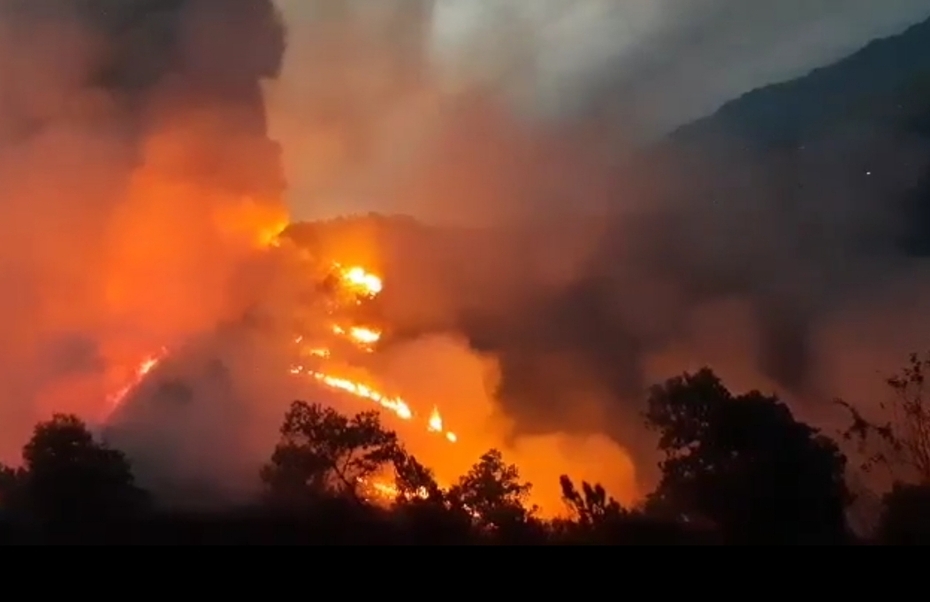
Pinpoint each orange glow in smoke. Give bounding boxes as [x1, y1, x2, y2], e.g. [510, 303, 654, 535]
[105, 347, 169, 417]
[99, 245, 635, 515]
[287, 262, 460, 445]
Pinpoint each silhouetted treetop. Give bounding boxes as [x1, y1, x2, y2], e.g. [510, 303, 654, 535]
[560, 475, 625, 528]
[646, 368, 851, 544]
[448, 449, 536, 532]
[261, 401, 400, 505]
[1, 414, 147, 523]
[838, 352, 930, 485]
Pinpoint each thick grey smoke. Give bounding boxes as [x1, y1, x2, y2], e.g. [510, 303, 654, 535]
[426, 0, 930, 137]
[0, 0, 289, 472]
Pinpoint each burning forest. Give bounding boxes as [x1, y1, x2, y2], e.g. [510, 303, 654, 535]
[1, 0, 930, 544]
[0, 0, 636, 523]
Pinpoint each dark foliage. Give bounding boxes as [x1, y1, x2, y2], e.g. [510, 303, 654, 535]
[0, 369, 864, 543]
[878, 483, 930, 545]
[644, 369, 852, 544]
[0, 414, 149, 534]
[2, 363, 930, 544]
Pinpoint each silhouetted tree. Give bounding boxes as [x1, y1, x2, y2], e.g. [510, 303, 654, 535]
[447, 449, 536, 535]
[392, 448, 443, 504]
[0, 463, 24, 511]
[548, 476, 627, 544]
[1, 414, 148, 525]
[560, 475, 625, 527]
[645, 369, 851, 544]
[389, 448, 474, 544]
[838, 352, 930, 484]
[836, 352, 930, 540]
[261, 401, 400, 506]
[877, 482, 930, 545]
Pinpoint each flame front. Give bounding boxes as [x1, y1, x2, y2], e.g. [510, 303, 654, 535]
[106, 347, 169, 416]
[104, 259, 459, 502]
[291, 367, 413, 420]
[290, 263, 459, 445]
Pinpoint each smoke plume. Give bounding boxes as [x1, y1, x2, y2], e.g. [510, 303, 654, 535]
[0, 0, 288, 462]
[4, 0, 928, 508]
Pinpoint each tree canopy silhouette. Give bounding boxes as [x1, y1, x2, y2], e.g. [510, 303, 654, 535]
[391, 448, 443, 504]
[0, 414, 148, 525]
[261, 401, 401, 506]
[447, 449, 536, 534]
[560, 475, 625, 527]
[838, 352, 930, 485]
[645, 368, 851, 544]
[836, 352, 930, 542]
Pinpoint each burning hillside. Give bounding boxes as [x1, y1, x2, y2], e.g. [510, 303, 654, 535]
[96, 223, 638, 515]
[286, 262, 458, 447]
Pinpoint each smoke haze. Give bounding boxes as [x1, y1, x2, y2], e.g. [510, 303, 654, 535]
[267, 1, 930, 493]
[0, 0, 287, 462]
[2, 0, 930, 509]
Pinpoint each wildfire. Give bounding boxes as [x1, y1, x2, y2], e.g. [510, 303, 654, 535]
[429, 407, 458, 443]
[356, 477, 432, 504]
[428, 406, 442, 431]
[293, 367, 413, 420]
[331, 324, 381, 350]
[103, 259, 459, 501]
[289, 262, 459, 445]
[348, 326, 381, 345]
[337, 265, 382, 297]
[287, 366, 459, 444]
[106, 347, 169, 415]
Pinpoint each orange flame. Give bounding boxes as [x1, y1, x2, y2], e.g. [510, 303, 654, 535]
[105, 347, 169, 416]
[427, 406, 443, 432]
[338, 265, 382, 297]
[356, 477, 430, 503]
[290, 262, 459, 443]
[331, 324, 382, 350]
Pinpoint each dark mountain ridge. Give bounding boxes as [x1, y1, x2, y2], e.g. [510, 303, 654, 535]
[671, 15, 930, 149]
